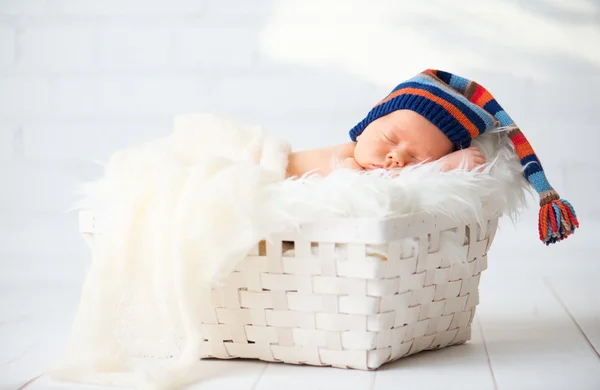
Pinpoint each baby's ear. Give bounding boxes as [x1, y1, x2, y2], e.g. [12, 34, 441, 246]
[356, 134, 361, 141]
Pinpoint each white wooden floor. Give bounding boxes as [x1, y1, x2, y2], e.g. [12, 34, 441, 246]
[2, 222, 599, 390]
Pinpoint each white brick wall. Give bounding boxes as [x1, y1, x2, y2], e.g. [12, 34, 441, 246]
[18, 27, 96, 70]
[96, 27, 172, 69]
[0, 160, 83, 214]
[212, 72, 379, 114]
[174, 26, 258, 67]
[22, 122, 170, 160]
[51, 76, 211, 117]
[0, 0, 598, 270]
[0, 0, 46, 15]
[0, 77, 51, 116]
[0, 26, 15, 66]
[565, 164, 600, 220]
[0, 126, 15, 160]
[203, 0, 274, 21]
[48, 0, 206, 16]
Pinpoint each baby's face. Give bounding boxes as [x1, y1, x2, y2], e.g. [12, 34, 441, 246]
[354, 110, 454, 170]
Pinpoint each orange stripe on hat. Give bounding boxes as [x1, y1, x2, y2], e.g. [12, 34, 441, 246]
[512, 133, 536, 158]
[472, 84, 494, 107]
[376, 87, 480, 139]
[514, 140, 535, 157]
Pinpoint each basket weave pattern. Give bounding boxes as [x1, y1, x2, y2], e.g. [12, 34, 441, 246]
[191, 212, 499, 369]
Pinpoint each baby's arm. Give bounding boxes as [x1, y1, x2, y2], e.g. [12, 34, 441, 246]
[286, 142, 357, 178]
[439, 146, 485, 171]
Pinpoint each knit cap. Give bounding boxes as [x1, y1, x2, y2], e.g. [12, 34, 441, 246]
[349, 69, 578, 245]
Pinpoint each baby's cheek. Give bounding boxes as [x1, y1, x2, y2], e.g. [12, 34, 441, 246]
[353, 146, 366, 166]
[354, 140, 374, 163]
[371, 142, 389, 161]
[355, 138, 387, 165]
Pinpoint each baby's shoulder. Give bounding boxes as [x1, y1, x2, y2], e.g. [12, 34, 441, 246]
[332, 142, 357, 159]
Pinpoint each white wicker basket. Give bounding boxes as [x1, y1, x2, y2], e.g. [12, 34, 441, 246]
[78, 210, 499, 370]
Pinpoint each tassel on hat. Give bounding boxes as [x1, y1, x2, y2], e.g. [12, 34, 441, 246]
[505, 126, 579, 244]
[349, 68, 579, 245]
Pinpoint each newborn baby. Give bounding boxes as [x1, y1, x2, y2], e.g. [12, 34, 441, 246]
[286, 69, 578, 246]
[286, 109, 484, 178]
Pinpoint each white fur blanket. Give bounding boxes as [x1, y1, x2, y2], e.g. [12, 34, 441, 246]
[49, 114, 528, 389]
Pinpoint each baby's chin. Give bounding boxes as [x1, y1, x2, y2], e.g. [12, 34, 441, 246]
[354, 153, 385, 170]
[353, 158, 368, 169]
[357, 160, 384, 170]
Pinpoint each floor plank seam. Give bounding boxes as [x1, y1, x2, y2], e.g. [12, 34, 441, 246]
[544, 277, 600, 362]
[369, 367, 377, 390]
[476, 317, 499, 390]
[15, 373, 43, 390]
[250, 362, 269, 390]
[4, 341, 41, 366]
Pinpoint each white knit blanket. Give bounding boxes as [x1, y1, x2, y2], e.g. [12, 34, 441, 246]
[48, 113, 528, 389]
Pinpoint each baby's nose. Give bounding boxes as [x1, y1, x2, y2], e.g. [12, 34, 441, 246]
[386, 154, 405, 168]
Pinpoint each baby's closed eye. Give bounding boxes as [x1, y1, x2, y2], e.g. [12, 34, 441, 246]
[381, 132, 397, 145]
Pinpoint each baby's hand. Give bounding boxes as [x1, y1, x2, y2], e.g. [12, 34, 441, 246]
[440, 146, 486, 172]
[340, 157, 365, 171]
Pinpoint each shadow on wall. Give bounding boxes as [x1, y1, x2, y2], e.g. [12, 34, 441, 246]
[258, 0, 600, 85]
[512, 0, 600, 25]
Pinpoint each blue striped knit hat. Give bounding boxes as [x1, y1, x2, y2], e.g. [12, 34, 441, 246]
[349, 69, 578, 245]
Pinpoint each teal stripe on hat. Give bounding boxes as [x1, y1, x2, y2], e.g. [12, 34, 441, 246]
[528, 171, 553, 193]
[449, 74, 469, 93]
[494, 110, 514, 128]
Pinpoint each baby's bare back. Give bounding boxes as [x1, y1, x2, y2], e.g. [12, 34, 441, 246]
[285, 142, 356, 178]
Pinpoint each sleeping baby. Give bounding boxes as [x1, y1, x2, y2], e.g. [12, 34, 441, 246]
[285, 69, 578, 245]
[285, 109, 485, 178]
